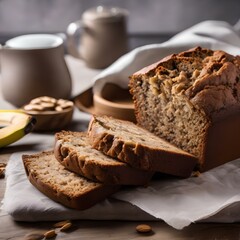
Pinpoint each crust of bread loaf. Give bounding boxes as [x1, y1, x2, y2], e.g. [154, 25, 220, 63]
[22, 151, 119, 210]
[87, 115, 197, 178]
[131, 46, 240, 121]
[54, 131, 154, 185]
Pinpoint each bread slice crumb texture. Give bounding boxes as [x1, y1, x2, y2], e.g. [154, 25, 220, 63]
[58, 131, 124, 166]
[23, 151, 101, 195]
[22, 151, 119, 210]
[90, 115, 192, 154]
[55, 131, 154, 185]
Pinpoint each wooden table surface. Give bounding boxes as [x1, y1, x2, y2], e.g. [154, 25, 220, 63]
[1, 54, 240, 239]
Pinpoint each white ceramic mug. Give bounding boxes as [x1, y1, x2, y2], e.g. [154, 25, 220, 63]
[67, 6, 129, 69]
[0, 34, 72, 107]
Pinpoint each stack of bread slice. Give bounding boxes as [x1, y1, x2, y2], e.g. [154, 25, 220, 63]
[22, 115, 197, 210]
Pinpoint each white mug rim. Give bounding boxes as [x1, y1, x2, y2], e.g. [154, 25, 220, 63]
[5, 34, 63, 50]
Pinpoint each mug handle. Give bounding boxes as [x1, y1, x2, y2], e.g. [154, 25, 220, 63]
[66, 20, 83, 59]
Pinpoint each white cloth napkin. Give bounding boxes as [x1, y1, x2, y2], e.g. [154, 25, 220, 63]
[3, 20, 240, 230]
[93, 20, 240, 94]
[115, 160, 240, 229]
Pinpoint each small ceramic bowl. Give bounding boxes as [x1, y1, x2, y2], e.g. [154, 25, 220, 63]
[22, 96, 74, 131]
[24, 108, 73, 131]
[93, 83, 136, 122]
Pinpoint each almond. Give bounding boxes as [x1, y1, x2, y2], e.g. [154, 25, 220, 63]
[60, 222, 72, 232]
[24, 104, 44, 111]
[44, 229, 57, 239]
[55, 106, 63, 112]
[53, 220, 71, 228]
[136, 224, 152, 233]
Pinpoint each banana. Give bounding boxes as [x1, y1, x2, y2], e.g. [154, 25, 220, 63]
[0, 110, 36, 148]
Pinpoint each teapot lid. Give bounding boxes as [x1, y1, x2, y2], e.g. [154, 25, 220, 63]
[83, 6, 128, 21]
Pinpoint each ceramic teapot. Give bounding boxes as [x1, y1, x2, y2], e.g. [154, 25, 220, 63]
[0, 34, 72, 107]
[67, 6, 129, 69]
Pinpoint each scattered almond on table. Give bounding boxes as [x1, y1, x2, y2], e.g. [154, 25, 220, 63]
[24, 220, 74, 239]
[53, 220, 72, 228]
[136, 224, 152, 234]
[60, 222, 73, 232]
[44, 229, 57, 239]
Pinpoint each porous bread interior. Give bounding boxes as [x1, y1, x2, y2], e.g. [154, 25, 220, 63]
[94, 115, 188, 152]
[130, 49, 215, 159]
[58, 132, 124, 166]
[24, 152, 101, 196]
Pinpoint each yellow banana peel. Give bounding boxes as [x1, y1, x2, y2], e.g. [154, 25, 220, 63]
[0, 110, 36, 148]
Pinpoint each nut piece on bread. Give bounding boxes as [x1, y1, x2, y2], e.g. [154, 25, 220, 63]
[87, 115, 197, 178]
[22, 151, 119, 210]
[129, 46, 240, 171]
[54, 131, 154, 185]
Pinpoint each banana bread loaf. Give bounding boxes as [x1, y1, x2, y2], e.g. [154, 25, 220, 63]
[87, 115, 197, 178]
[54, 131, 154, 185]
[22, 151, 119, 210]
[129, 46, 240, 171]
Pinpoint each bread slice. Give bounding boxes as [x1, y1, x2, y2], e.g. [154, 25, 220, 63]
[54, 131, 153, 185]
[22, 151, 119, 210]
[87, 115, 198, 178]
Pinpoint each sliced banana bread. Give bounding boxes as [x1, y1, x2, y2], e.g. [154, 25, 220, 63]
[129, 46, 240, 171]
[22, 151, 119, 210]
[54, 131, 153, 185]
[87, 115, 197, 178]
